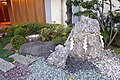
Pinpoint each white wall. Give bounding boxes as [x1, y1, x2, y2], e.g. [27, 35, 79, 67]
[45, 0, 52, 23]
[51, 0, 62, 24]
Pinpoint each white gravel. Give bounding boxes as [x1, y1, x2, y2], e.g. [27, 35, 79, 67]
[26, 57, 111, 80]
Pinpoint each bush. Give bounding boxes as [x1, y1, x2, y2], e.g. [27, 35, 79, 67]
[52, 36, 67, 45]
[0, 37, 12, 49]
[14, 28, 27, 37]
[6, 22, 72, 45]
[6, 26, 17, 37]
[40, 24, 66, 42]
[52, 36, 62, 45]
[6, 22, 42, 37]
[10, 35, 26, 50]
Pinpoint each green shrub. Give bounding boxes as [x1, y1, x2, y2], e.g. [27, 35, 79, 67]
[6, 26, 17, 37]
[112, 48, 120, 54]
[0, 37, 12, 49]
[10, 35, 26, 50]
[14, 28, 27, 37]
[41, 27, 49, 41]
[52, 36, 68, 45]
[6, 23, 72, 45]
[6, 22, 42, 37]
[52, 36, 62, 45]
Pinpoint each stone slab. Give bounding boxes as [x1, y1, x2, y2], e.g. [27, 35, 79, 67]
[19, 41, 55, 59]
[0, 75, 7, 80]
[0, 58, 15, 72]
[9, 54, 36, 66]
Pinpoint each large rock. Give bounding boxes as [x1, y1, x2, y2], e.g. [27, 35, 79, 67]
[47, 45, 69, 68]
[19, 41, 55, 59]
[65, 16, 104, 59]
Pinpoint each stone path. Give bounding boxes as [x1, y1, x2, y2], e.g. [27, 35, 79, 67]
[0, 58, 15, 72]
[9, 54, 36, 66]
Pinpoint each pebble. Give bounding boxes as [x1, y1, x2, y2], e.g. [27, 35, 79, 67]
[26, 57, 110, 80]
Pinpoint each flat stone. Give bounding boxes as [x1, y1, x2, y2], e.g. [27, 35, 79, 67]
[9, 54, 36, 66]
[0, 75, 7, 80]
[19, 41, 55, 59]
[0, 58, 15, 72]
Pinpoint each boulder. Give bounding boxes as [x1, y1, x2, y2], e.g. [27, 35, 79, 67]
[46, 16, 120, 79]
[65, 16, 104, 60]
[19, 41, 55, 59]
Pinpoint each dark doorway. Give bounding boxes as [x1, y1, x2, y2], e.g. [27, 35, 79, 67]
[0, 1, 10, 24]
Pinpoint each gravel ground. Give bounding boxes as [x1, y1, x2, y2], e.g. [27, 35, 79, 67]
[26, 57, 111, 80]
[0, 62, 31, 80]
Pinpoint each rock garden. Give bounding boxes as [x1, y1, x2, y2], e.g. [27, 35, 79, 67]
[0, 16, 120, 80]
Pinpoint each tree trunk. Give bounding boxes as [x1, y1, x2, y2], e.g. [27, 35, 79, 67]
[66, 0, 72, 27]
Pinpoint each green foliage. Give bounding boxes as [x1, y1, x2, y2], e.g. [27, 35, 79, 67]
[67, 77, 73, 80]
[112, 48, 120, 54]
[101, 31, 109, 43]
[10, 35, 26, 50]
[40, 24, 66, 41]
[14, 27, 27, 37]
[80, 0, 97, 9]
[41, 27, 49, 41]
[71, 0, 80, 7]
[52, 36, 62, 45]
[74, 10, 94, 17]
[0, 49, 14, 62]
[6, 26, 17, 37]
[6, 22, 42, 37]
[0, 37, 12, 49]
[6, 22, 72, 46]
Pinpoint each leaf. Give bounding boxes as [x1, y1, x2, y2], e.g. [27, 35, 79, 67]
[74, 10, 94, 16]
[67, 77, 73, 80]
[72, 0, 81, 7]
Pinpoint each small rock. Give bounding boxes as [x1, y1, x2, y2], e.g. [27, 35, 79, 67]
[47, 45, 69, 68]
[4, 43, 13, 51]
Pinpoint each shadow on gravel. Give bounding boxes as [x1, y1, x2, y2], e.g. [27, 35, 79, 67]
[65, 56, 101, 73]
